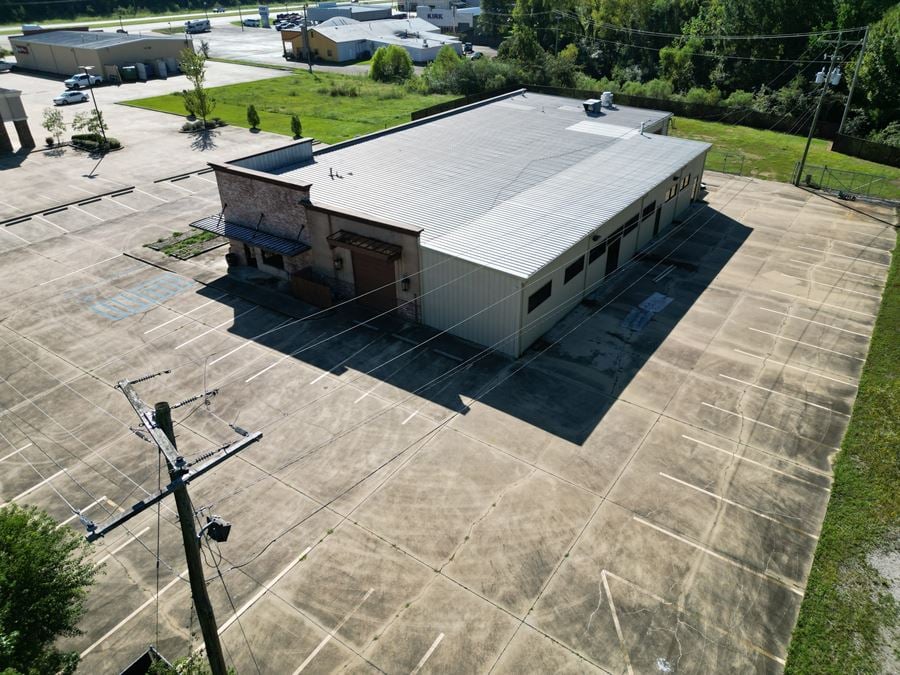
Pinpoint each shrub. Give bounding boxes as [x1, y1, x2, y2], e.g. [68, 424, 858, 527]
[290, 113, 302, 139]
[621, 81, 645, 96]
[723, 89, 754, 108]
[370, 45, 414, 83]
[45, 136, 54, 146]
[329, 81, 359, 97]
[247, 104, 260, 129]
[643, 78, 674, 99]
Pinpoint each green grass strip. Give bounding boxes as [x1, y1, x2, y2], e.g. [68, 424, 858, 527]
[785, 224, 899, 673]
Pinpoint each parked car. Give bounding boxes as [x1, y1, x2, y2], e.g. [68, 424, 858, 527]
[54, 90, 89, 105]
[213, 6, 226, 12]
[0, 61, 13, 72]
[243, 18, 260, 27]
[64, 72, 102, 89]
[470, 51, 484, 60]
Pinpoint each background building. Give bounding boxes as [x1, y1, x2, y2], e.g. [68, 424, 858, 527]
[8, 30, 191, 78]
[415, 5, 481, 31]
[282, 17, 461, 63]
[307, 2, 393, 23]
[197, 91, 709, 357]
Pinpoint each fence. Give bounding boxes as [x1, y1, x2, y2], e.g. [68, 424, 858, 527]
[794, 163, 900, 203]
[704, 149, 746, 176]
[832, 134, 900, 169]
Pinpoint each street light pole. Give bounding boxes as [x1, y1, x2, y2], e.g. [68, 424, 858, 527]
[794, 34, 842, 187]
[80, 65, 108, 146]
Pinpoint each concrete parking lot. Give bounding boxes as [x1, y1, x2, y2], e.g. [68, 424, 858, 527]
[1, 122, 895, 675]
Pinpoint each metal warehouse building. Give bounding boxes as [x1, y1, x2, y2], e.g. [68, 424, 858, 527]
[198, 90, 710, 357]
[8, 30, 191, 77]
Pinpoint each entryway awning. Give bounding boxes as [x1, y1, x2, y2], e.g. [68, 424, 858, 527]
[190, 215, 310, 257]
[327, 230, 402, 260]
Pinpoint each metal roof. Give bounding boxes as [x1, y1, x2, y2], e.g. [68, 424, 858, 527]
[9, 30, 189, 49]
[264, 92, 708, 278]
[309, 17, 456, 46]
[190, 215, 310, 257]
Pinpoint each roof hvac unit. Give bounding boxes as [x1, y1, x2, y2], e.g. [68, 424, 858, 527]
[601, 91, 614, 108]
[582, 98, 601, 114]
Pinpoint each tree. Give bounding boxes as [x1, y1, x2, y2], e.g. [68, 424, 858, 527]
[290, 113, 302, 139]
[246, 104, 260, 130]
[0, 504, 100, 674]
[178, 47, 215, 125]
[42, 107, 66, 145]
[859, 4, 900, 128]
[72, 109, 108, 137]
[369, 45, 414, 83]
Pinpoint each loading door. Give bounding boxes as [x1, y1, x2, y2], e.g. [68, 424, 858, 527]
[352, 251, 397, 311]
[605, 236, 621, 277]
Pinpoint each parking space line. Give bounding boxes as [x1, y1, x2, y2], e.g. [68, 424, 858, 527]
[209, 317, 294, 367]
[401, 410, 418, 425]
[719, 374, 848, 416]
[0, 199, 22, 211]
[780, 273, 882, 299]
[38, 255, 122, 287]
[6, 469, 64, 505]
[33, 214, 69, 233]
[732, 349, 856, 386]
[700, 401, 841, 453]
[758, 307, 869, 337]
[174, 306, 257, 350]
[108, 198, 139, 212]
[80, 569, 187, 658]
[0, 442, 32, 462]
[801, 233, 892, 251]
[133, 188, 168, 203]
[69, 205, 103, 221]
[849, 230, 894, 243]
[659, 472, 819, 539]
[218, 546, 312, 636]
[682, 434, 830, 486]
[788, 259, 884, 282]
[796, 246, 889, 267]
[143, 296, 224, 334]
[599, 572, 634, 675]
[653, 264, 675, 282]
[410, 633, 446, 675]
[0, 226, 30, 244]
[96, 526, 152, 566]
[769, 290, 877, 318]
[292, 588, 374, 674]
[633, 516, 804, 595]
[164, 181, 195, 194]
[747, 327, 865, 361]
[192, 175, 217, 184]
[56, 495, 106, 529]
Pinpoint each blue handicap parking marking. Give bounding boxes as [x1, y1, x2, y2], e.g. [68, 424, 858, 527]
[87, 273, 197, 321]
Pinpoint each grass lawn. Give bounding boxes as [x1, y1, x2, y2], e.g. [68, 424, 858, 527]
[121, 71, 454, 144]
[672, 117, 900, 199]
[784, 229, 899, 673]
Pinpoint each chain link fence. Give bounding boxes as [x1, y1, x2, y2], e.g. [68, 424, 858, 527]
[794, 163, 900, 203]
[704, 150, 746, 176]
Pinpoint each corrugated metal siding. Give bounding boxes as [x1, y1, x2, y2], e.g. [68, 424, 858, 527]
[230, 141, 313, 173]
[421, 248, 521, 357]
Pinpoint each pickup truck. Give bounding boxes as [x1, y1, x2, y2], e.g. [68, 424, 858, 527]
[64, 72, 103, 89]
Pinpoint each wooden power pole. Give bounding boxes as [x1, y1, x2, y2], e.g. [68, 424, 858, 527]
[83, 373, 262, 675]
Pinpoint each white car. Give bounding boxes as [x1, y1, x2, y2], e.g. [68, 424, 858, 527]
[64, 72, 102, 89]
[54, 90, 89, 105]
[0, 61, 12, 72]
[243, 18, 260, 27]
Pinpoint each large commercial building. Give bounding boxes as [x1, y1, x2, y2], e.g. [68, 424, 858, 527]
[282, 17, 461, 63]
[307, 2, 393, 23]
[8, 30, 191, 77]
[196, 91, 710, 357]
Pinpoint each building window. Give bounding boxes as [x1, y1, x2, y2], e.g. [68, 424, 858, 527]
[527, 281, 552, 313]
[564, 256, 584, 284]
[681, 173, 691, 190]
[261, 250, 284, 270]
[589, 240, 606, 263]
[642, 201, 656, 219]
[327, 49, 332, 57]
[665, 183, 678, 202]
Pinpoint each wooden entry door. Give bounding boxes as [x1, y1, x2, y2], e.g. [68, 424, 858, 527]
[352, 252, 397, 311]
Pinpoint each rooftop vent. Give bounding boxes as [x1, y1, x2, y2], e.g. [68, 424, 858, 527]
[601, 91, 614, 108]
[582, 98, 601, 114]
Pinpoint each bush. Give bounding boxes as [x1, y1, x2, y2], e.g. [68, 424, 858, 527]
[329, 81, 359, 96]
[370, 45, 414, 83]
[723, 89, 754, 108]
[247, 104, 260, 129]
[621, 80, 645, 96]
[643, 78, 674, 99]
[45, 136, 55, 146]
[290, 113, 302, 139]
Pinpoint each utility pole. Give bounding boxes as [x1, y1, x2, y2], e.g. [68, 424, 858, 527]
[238, 4, 244, 32]
[838, 26, 869, 136]
[302, 4, 313, 73]
[82, 372, 262, 675]
[794, 32, 842, 187]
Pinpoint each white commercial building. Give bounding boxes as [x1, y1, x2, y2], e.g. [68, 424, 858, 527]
[415, 5, 481, 30]
[201, 91, 710, 357]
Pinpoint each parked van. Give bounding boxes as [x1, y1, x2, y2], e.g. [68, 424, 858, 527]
[184, 19, 211, 33]
[21, 24, 43, 33]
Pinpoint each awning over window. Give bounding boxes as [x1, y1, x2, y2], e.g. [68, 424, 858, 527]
[190, 215, 310, 257]
[327, 229, 402, 260]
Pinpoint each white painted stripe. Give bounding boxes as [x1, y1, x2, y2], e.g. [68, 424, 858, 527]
[9, 469, 64, 503]
[700, 402, 840, 453]
[781, 273, 882, 299]
[143, 297, 221, 334]
[804, 236, 889, 252]
[0, 225, 31, 244]
[164, 180, 194, 194]
[133, 187, 168, 203]
[410, 633, 445, 675]
[38, 255, 122, 287]
[292, 588, 374, 674]
[96, 526, 151, 565]
[747, 327, 865, 361]
[69, 205, 103, 221]
[633, 516, 804, 595]
[769, 290, 877, 318]
[719, 373, 848, 415]
[848, 231, 894, 243]
[401, 410, 417, 425]
[33, 214, 69, 232]
[0, 442, 32, 462]
[653, 265, 675, 282]
[789, 259, 885, 282]
[244, 358, 281, 384]
[758, 307, 869, 337]
[309, 370, 331, 385]
[732, 349, 856, 386]
[796, 246, 889, 267]
[57, 495, 106, 529]
[208, 317, 293, 366]
[108, 198, 139, 212]
[192, 175, 217, 184]
[80, 569, 187, 657]
[659, 473, 818, 539]
[600, 572, 634, 675]
[218, 546, 311, 635]
[175, 306, 257, 349]
[681, 434, 830, 486]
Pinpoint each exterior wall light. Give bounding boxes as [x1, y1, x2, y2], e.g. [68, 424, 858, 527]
[401, 276, 411, 291]
[333, 255, 343, 270]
